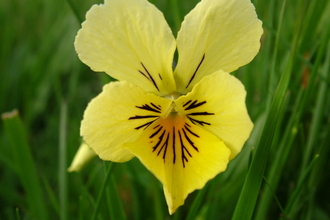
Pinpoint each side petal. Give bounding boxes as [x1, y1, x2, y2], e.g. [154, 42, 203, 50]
[124, 114, 230, 214]
[81, 81, 172, 162]
[175, 70, 253, 159]
[75, 0, 176, 96]
[174, 0, 263, 93]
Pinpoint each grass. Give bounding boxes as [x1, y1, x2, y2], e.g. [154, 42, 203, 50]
[1, 0, 330, 219]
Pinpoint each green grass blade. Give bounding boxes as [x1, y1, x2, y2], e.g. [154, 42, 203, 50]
[107, 175, 127, 220]
[59, 101, 68, 220]
[305, 40, 330, 219]
[65, 0, 83, 24]
[255, 4, 330, 219]
[15, 208, 21, 220]
[151, 175, 165, 220]
[2, 110, 48, 220]
[300, 32, 330, 173]
[232, 52, 293, 220]
[231, 11, 299, 220]
[91, 162, 115, 220]
[185, 183, 209, 220]
[254, 89, 302, 220]
[284, 154, 319, 216]
[42, 176, 60, 216]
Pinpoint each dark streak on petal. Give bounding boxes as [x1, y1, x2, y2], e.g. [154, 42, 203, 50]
[150, 102, 161, 111]
[187, 115, 211, 126]
[152, 129, 165, 153]
[129, 115, 158, 120]
[136, 103, 161, 113]
[187, 112, 214, 116]
[150, 126, 163, 138]
[185, 53, 205, 89]
[183, 100, 192, 108]
[159, 132, 170, 162]
[147, 120, 206, 167]
[184, 124, 199, 138]
[172, 127, 176, 164]
[182, 128, 199, 152]
[139, 62, 160, 91]
[134, 118, 159, 130]
[184, 100, 206, 111]
[129, 104, 162, 130]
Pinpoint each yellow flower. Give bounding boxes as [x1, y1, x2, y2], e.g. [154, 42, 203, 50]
[74, 0, 262, 214]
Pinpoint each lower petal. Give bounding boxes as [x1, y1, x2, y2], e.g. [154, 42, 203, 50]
[124, 114, 230, 214]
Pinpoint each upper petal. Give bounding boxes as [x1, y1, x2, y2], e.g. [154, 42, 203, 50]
[80, 81, 172, 162]
[174, 0, 263, 93]
[75, 0, 176, 96]
[175, 70, 253, 159]
[124, 114, 230, 214]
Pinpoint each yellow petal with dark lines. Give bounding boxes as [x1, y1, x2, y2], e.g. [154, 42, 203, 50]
[80, 81, 172, 162]
[175, 70, 253, 159]
[75, 0, 176, 96]
[124, 113, 230, 214]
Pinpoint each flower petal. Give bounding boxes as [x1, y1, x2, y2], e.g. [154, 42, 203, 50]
[175, 70, 253, 159]
[174, 0, 263, 93]
[81, 81, 172, 162]
[124, 114, 230, 214]
[68, 142, 97, 172]
[75, 0, 176, 96]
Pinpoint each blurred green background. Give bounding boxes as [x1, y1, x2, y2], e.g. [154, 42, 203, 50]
[1, 0, 330, 219]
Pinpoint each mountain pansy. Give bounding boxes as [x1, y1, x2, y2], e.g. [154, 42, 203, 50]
[74, 0, 262, 214]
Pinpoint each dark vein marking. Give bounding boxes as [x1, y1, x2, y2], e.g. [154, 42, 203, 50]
[187, 112, 215, 116]
[152, 129, 166, 153]
[182, 100, 214, 126]
[139, 62, 160, 91]
[150, 126, 163, 138]
[136, 103, 161, 113]
[186, 53, 205, 89]
[128, 104, 162, 130]
[134, 118, 159, 130]
[153, 124, 161, 129]
[184, 124, 200, 138]
[184, 100, 206, 111]
[172, 127, 176, 164]
[138, 70, 148, 79]
[187, 115, 211, 126]
[182, 128, 199, 152]
[155, 132, 170, 162]
[150, 103, 161, 111]
[178, 131, 187, 166]
[129, 115, 158, 120]
[158, 73, 163, 80]
[151, 128, 170, 162]
[178, 130, 193, 168]
[183, 100, 192, 108]
[148, 122, 201, 168]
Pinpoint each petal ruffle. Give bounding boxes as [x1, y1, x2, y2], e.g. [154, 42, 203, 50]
[175, 70, 253, 159]
[174, 0, 263, 93]
[124, 114, 230, 214]
[75, 0, 176, 96]
[81, 81, 172, 162]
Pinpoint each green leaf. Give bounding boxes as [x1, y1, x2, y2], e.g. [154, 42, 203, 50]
[232, 2, 302, 218]
[2, 110, 48, 220]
